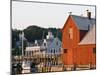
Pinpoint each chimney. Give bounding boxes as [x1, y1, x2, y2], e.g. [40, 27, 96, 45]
[86, 10, 91, 19]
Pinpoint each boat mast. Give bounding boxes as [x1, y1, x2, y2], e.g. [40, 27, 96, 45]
[22, 31, 24, 61]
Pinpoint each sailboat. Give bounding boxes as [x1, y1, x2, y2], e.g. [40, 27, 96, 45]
[22, 60, 31, 73]
[21, 31, 31, 73]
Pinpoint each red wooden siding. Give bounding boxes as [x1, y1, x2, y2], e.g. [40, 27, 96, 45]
[62, 15, 96, 67]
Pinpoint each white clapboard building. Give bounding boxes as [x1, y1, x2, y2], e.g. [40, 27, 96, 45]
[25, 31, 62, 57]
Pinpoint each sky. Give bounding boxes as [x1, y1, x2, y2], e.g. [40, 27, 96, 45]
[12, 1, 95, 30]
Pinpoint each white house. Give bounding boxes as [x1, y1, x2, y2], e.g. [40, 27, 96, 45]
[45, 31, 62, 55]
[25, 31, 62, 56]
[24, 31, 62, 68]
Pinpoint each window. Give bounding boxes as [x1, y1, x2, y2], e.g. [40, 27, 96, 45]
[51, 49, 52, 53]
[64, 49, 67, 53]
[54, 49, 56, 54]
[69, 28, 73, 39]
[44, 43, 46, 46]
[29, 51, 31, 56]
[53, 49, 55, 53]
[56, 41, 58, 45]
[93, 48, 96, 54]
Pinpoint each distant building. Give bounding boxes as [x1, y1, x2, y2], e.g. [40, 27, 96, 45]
[25, 31, 61, 55]
[25, 31, 62, 66]
[61, 11, 96, 69]
[45, 31, 62, 55]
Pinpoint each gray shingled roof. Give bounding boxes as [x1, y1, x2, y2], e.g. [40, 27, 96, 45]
[71, 15, 95, 30]
[33, 39, 54, 46]
[79, 25, 96, 45]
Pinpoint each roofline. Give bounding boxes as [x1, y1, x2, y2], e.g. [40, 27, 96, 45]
[61, 15, 96, 32]
[61, 15, 70, 31]
[79, 24, 96, 45]
[70, 15, 80, 30]
[61, 15, 80, 31]
[78, 43, 96, 46]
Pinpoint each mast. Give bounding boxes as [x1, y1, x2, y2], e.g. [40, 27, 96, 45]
[56, 30, 58, 38]
[42, 31, 45, 40]
[22, 31, 24, 61]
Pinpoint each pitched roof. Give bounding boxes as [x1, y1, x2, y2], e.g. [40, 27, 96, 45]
[33, 39, 54, 46]
[71, 15, 95, 30]
[79, 25, 96, 45]
[33, 39, 44, 46]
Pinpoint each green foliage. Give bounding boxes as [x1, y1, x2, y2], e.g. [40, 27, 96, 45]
[24, 25, 46, 42]
[23, 25, 62, 42]
[12, 29, 21, 48]
[12, 48, 22, 56]
[12, 25, 62, 56]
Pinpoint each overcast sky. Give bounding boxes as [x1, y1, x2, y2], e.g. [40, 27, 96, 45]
[12, 1, 95, 30]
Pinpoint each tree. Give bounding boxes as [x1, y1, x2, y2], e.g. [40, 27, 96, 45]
[24, 25, 62, 42]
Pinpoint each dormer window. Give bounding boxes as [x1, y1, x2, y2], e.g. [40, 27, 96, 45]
[43, 39, 47, 46]
[35, 40, 38, 46]
[44, 43, 46, 46]
[69, 28, 73, 39]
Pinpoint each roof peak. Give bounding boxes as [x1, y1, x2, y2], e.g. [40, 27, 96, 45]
[70, 15, 95, 20]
